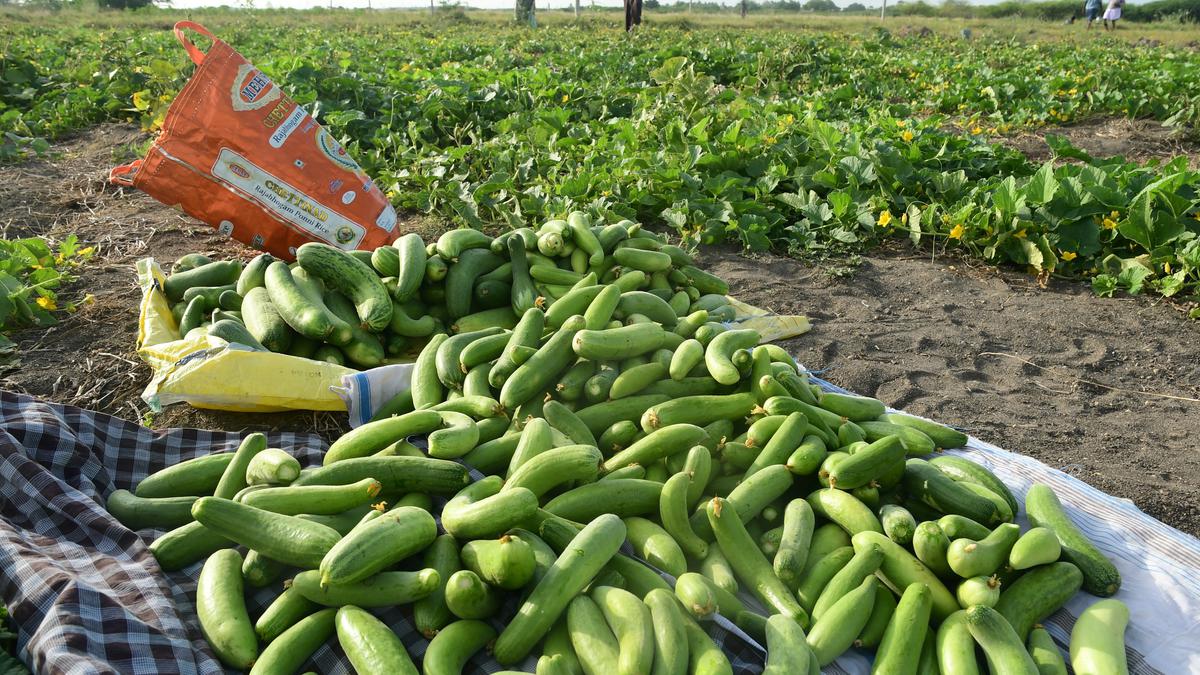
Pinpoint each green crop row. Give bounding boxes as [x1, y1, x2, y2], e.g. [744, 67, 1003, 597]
[2, 20, 1197, 309]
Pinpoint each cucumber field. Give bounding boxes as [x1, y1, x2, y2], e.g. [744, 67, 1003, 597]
[1, 6, 1199, 675]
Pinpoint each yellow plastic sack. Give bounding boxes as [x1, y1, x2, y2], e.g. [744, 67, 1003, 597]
[134, 258, 810, 413]
[136, 258, 355, 412]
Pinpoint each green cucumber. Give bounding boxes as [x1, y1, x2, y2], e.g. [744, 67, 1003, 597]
[544, 399, 599, 447]
[826, 434, 904, 489]
[817, 392, 886, 421]
[593, 585, 655, 675]
[291, 568, 439, 607]
[207, 318, 266, 350]
[812, 543, 884, 621]
[623, 516, 687, 577]
[501, 316, 586, 409]
[191, 497, 339, 569]
[426, 410, 479, 459]
[659, 471, 709, 561]
[643, 588, 688, 675]
[744, 412, 809, 478]
[106, 490, 196, 531]
[236, 254, 273, 295]
[1028, 626, 1068, 675]
[297, 242, 392, 330]
[615, 290, 678, 327]
[1025, 483, 1120, 597]
[883, 412, 968, 449]
[324, 290, 386, 367]
[318, 506, 437, 586]
[859, 420, 937, 457]
[912, 521, 953, 577]
[323, 410, 443, 464]
[293, 455, 469, 494]
[545, 479, 663, 521]
[938, 514, 992, 540]
[852, 531, 959, 622]
[136, 452, 234, 499]
[196, 549, 257, 669]
[461, 534, 537, 590]
[392, 232, 427, 301]
[240, 286, 296, 351]
[957, 574, 1002, 608]
[690, 464, 794, 540]
[241, 477, 381, 515]
[442, 475, 539, 539]
[148, 521, 230, 571]
[1009, 527, 1062, 570]
[763, 613, 816, 675]
[264, 261, 350, 343]
[444, 569, 502, 619]
[795, 546, 855, 613]
[641, 392, 757, 432]
[414, 534, 460, 638]
[254, 585, 317, 644]
[674, 573, 718, 620]
[423, 619, 497, 675]
[966, 605, 1040, 675]
[568, 595, 620, 675]
[577, 395, 670, 436]
[703, 329, 759, 385]
[436, 326, 504, 390]
[947, 522, 1020, 578]
[248, 607, 336, 675]
[930, 454, 1019, 516]
[707, 497, 809, 626]
[506, 444, 603, 498]
[936, 609, 981, 675]
[493, 514, 626, 664]
[904, 458, 1003, 526]
[683, 616, 733, 675]
[994, 561, 1083, 641]
[604, 423, 708, 474]
[335, 605, 418, 675]
[880, 504, 917, 546]
[412, 333, 449, 409]
[164, 260, 241, 302]
[572, 323, 665, 361]
[855, 583, 898, 649]
[806, 576, 878, 666]
[244, 448, 301, 486]
[807, 488, 882, 535]
[872, 581, 932, 675]
[773, 498, 815, 588]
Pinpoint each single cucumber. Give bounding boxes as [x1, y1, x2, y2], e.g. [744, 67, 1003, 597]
[938, 514, 992, 541]
[136, 452, 235, 499]
[817, 391, 886, 421]
[255, 585, 318, 644]
[501, 316, 586, 409]
[291, 568, 439, 607]
[164, 260, 240, 302]
[966, 605, 1040, 675]
[292, 455, 469, 495]
[763, 613, 816, 675]
[324, 409, 444, 464]
[443, 476, 539, 540]
[1028, 626, 1068, 675]
[882, 412, 968, 449]
[872, 581, 932, 675]
[244, 448, 301, 486]
[544, 399, 598, 447]
[414, 534, 461, 638]
[683, 616, 734, 675]
[880, 504, 917, 546]
[936, 609, 981, 675]
[236, 253, 273, 295]
[191, 497, 340, 569]
[422, 619, 497, 675]
[825, 434, 905, 489]
[812, 543, 884, 621]
[335, 605, 419, 675]
[604, 423, 708, 475]
[1025, 483, 1120, 597]
[703, 329, 759, 385]
[994, 561, 1083, 641]
[659, 471, 709, 561]
[493, 514, 626, 664]
[1010, 527, 1062, 570]
[148, 521, 231, 571]
[248, 607, 336, 675]
[297, 242, 392, 330]
[392, 232, 427, 301]
[904, 458, 1003, 526]
[795, 546, 855, 614]
[506, 444, 603, 499]
[947, 522, 1021, 578]
[461, 534, 537, 590]
[576, 395, 670, 436]
[264, 261, 351, 343]
[806, 576, 879, 666]
[806, 488, 883, 536]
[241, 286, 295, 352]
[545, 479, 663, 522]
[957, 574, 1002, 608]
[242, 477, 381, 515]
[319, 506, 437, 586]
[855, 583, 898, 649]
[623, 516, 687, 578]
[568, 595, 621, 675]
[644, 588, 688, 675]
[912, 521, 953, 578]
[444, 569, 502, 620]
[196, 549, 257, 670]
[641, 392, 757, 432]
[106, 490, 196, 531]
[773, 498, 815, 588]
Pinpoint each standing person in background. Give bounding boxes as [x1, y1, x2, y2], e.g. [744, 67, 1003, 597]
[1102, 0, 1124, 30]
[624, 0, 642, 32]
[1083, 0, 1103, 29]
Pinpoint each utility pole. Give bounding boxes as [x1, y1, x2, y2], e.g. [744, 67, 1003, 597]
[880, 0, 887, 19]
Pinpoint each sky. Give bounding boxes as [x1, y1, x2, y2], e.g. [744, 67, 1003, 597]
[165, 0, 1012, 10]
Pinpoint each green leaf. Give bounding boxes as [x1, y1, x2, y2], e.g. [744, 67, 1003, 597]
[992, 176, 1020, 214]
[1116, 265, 1152, 295]
[1091, 274, 1117, 297]
[1026, 162, 1058, 204]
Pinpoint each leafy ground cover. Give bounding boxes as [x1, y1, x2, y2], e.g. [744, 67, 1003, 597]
[2, 12, 1198, 308]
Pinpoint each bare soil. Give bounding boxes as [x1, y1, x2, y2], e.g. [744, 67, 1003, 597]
[999, 116, 1200, 167]
[2, 124, 1198, 536]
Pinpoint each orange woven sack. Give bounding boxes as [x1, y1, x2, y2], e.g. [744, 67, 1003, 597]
[111, 22, 398, 260]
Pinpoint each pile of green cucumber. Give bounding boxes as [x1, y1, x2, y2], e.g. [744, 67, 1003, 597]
[159, 214, 731, 369]
[128, 216, 1135, 673]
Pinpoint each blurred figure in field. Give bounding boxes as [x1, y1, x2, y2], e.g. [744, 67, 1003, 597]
[1102, 0, 1124, 30]
[1083, 0, 1102, 29]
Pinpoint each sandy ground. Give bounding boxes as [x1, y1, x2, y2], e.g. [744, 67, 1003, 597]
[2, 123, 1198, 536]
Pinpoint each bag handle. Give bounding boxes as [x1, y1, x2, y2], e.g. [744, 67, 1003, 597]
[173, 21, 217, 66]
[109, 160, 142, 187]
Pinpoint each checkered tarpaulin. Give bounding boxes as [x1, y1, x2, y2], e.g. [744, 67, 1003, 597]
[0, 390, 766, 674]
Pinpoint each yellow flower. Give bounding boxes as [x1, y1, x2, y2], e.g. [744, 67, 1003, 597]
[1061, 251, 1077, 261]
[971, 126, 983, 135]
[1110, 210, 1120, 218]
[1015, 229, 1028, 239]
[896, 120, 907, 128]
[1069, 88, 1078, 95]
[949, 224, 965, 240]
[1102, 218, 1118, 230]
[561, 94, 569, 103]
[77, 246, 94, 256]
[401, 63, 412, 72]
[782, 114, 794, 125]
[1164, 262, 1172, 273]
[36, 296, 57, 311]
[901, 130, 914, 143]
[902, 213, 909, 225]
[878, 211, 893, 227]
[1193, 212, 1200, 221]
